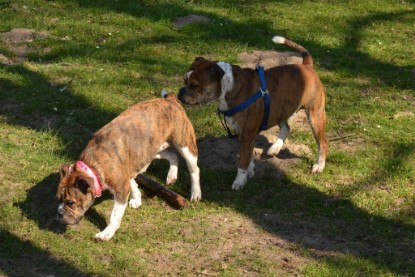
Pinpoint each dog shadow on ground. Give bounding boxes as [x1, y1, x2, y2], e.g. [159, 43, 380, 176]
[15, 171, 179, 236]
[2, 5, 414, 276]
[14, 172, 110, 234]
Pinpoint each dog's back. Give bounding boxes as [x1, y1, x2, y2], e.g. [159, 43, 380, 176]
[81, 97, 196, 182]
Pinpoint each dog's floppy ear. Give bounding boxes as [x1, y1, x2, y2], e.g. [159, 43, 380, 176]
[194, 56, 205, 62]
[189, 57, 206, 70]
[59, 164, 73, 180]
[76, 176, 94, 195]
[57, 164, 73, 199]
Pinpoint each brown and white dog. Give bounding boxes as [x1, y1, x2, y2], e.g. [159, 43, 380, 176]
[178, 36, 328, 190]
[57, 93, 201, 241]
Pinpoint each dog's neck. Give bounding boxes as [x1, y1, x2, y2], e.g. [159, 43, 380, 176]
[216, 62, 234, 111]
[75, 160, 103, 197]
[216, 62, 260, 111]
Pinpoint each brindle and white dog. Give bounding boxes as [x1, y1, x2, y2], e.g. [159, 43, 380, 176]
[57, 94, 201, 241]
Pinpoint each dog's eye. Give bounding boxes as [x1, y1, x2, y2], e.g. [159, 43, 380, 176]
[189, 83, 199, 89]
[66, 201, 74, 207]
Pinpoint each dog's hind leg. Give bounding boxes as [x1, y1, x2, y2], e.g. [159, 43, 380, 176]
[306, 106, 328, 173]
[176, 146, 201, 201]
[267, 120, 290, 156]
[155, 149, 179, 185]
[129, 178, 142, 209]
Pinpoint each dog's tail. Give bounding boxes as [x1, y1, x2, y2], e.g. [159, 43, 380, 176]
[161, 89, 179, 101]
[161, 89, 168, 98]
[272, 36, 313, 67]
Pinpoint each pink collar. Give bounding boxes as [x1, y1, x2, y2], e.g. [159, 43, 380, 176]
[75, 161, 102, 197]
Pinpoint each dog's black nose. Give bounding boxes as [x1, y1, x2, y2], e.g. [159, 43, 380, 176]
[178, 87, 187, 104]
[57, 212, 63, 220]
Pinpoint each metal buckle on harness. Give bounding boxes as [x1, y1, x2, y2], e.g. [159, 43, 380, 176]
[260, 88, 269, 96]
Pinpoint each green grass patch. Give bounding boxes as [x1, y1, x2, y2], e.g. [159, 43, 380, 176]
[1, 0, 414, 276]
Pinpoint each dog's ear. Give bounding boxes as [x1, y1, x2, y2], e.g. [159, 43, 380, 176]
[194, 57, 205, 62]
[57, 164, 73, 199]
[189, 57, 206, 70]
[59, 164, 73, 180]
[76, 176, 94, 195]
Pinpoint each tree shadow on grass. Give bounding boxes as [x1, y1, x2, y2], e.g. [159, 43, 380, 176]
[14, 134, 415, 275]
[0, 64, 119, 159]
[0, 229, 90, 277]
[1, 1, 414, 276]
[198, 137, 415, 275]
[53, 1, 414, 91]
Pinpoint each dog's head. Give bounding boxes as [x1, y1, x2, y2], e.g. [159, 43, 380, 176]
[56, 164, 96, 225]
[178, 57, 225, 105]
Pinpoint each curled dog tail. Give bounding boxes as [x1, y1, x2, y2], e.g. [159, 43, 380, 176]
[272, 36, 313, 67]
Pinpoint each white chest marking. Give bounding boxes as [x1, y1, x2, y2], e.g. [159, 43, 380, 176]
[216, 62, 239, 132]
[216, 62, 234, 111]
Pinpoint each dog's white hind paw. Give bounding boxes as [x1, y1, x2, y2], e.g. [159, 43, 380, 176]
[129, 198, 142, 209]
[166, 171, 177, 185]
[94, 229, 115, 241]
[232, 180, 246, 190]
[248, 161, 255, 178]
[267, 139, 284, 157]
[166, 170, 178, 185]
[312, 162, 325, 173]
[190, 189, 202, 201]
[267, 144, 282, 156]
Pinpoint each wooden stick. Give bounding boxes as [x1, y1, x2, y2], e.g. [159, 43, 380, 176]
[136, 174, 188, 209]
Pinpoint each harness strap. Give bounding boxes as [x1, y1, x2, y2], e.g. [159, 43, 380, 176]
[220, 91, 263, 118]
[218, 64, 270, 138]
[217, 109, 237, 139]
[257, 64, 270, 130]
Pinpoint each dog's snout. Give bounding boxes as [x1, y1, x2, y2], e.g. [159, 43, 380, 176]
[57, 210, 64, 221]
[178, 87, 187, 104]
[57, 203, 64, 219]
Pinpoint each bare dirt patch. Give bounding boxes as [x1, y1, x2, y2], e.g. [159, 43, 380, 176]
[238, 50, 303, 69]
[0, 28, 49, 64]
[134, 212, 311, 276]
[172, 15, 210, 29]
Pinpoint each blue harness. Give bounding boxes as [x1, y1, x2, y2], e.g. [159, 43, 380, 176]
[217, 64, 270, 139]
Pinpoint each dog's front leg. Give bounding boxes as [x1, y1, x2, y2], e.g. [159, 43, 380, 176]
[232, 133, 256, 190]
[94, 191, 129, 241]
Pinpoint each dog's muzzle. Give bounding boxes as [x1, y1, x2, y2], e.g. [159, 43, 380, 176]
[178, 87, 188, 104]
[57, 204, 83, 225]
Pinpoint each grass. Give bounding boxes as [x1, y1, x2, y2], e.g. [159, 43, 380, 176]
[1, 0, 415, 276]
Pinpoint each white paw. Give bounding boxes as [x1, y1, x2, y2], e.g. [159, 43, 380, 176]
[166, 168, 178, 185]
[190, 189, 202, 201]
[232, 179, 246, 190]
[248, 160, 255, 178]
[312, 162, 325, 173]
[129, 198, 142, 209]
[232, 168, 248, 190]
[94, 229, 115, 241]
[267, 145, 282, 156]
